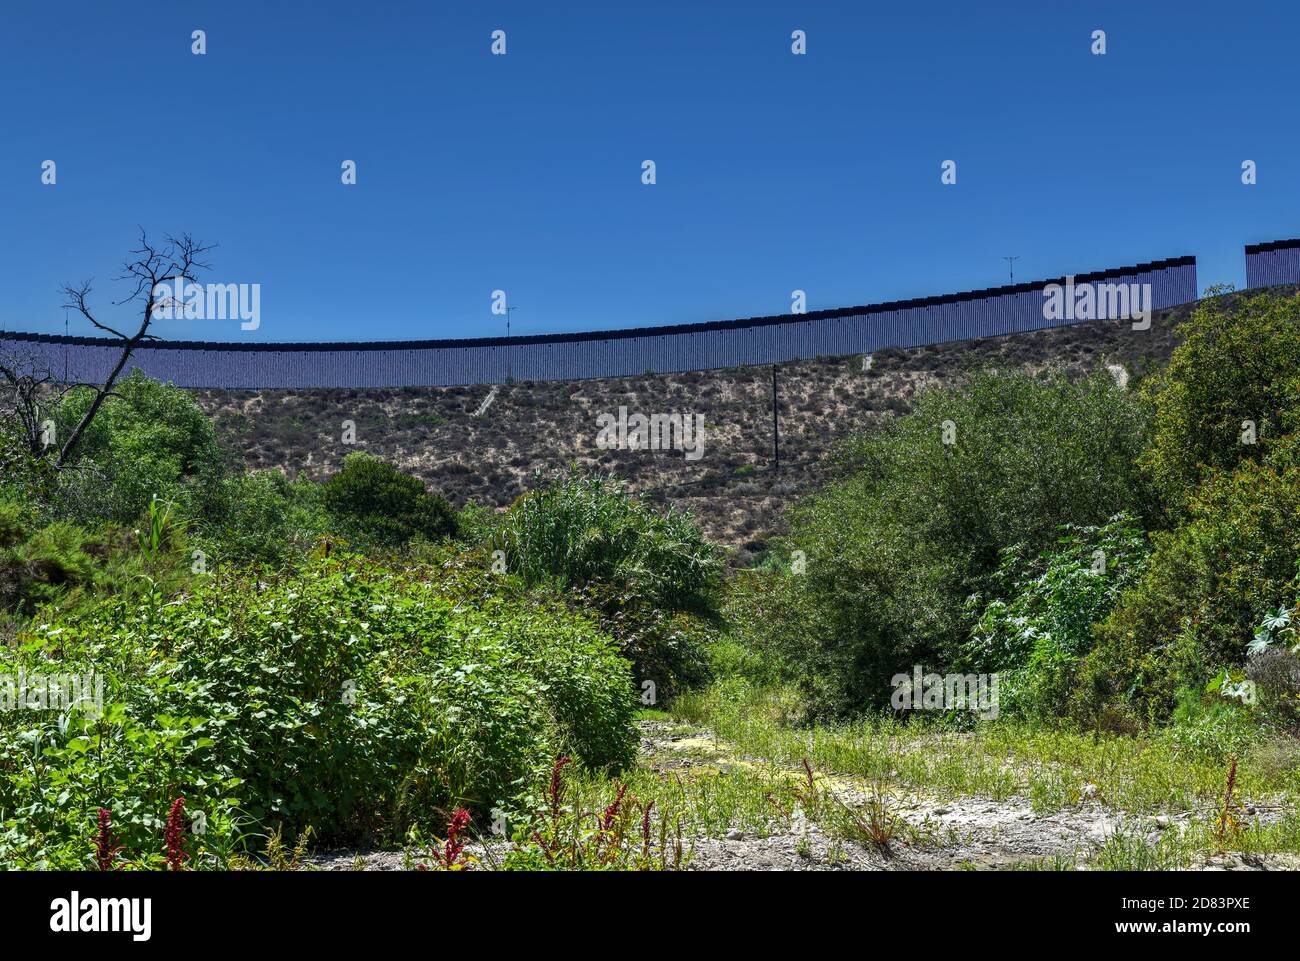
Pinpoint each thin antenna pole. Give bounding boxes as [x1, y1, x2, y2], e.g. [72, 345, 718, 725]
[1003, 256, 1020, 284]
[64, 306, 69, 383]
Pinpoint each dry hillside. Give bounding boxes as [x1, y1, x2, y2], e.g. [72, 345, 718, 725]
[194, 308, 1189, 563]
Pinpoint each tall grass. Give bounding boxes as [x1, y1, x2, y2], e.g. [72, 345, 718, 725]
[673, 681, 1298, 815]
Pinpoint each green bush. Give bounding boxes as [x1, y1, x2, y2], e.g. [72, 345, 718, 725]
[738, 370, 1152, 718]
[1086, 457, 1300, 721]
[51, 371, 224, 525]
[0, 425, 53, 509]
[1052, 291, 1300, 724]
[322, 452, 456, 548]
[1164, 687, 1259, 762]
[497, 472, 721, 612]
[0, 555, 636, 867]
[3, 520, 100, 614]
[1244, 594, 1300, 726]
[962, 515, 1149, 723]
[194, 469, 328, 567]
[0, 501, 184, 618]
[495, 472, 723, 698]
[1140, 289, 1300, 512]
[0, 499, 25, 550]
[454, 499, 500, 546]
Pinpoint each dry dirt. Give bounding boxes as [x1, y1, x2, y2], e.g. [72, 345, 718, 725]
[304, 717, 1299, 872]
[195, 308, 1189, 561]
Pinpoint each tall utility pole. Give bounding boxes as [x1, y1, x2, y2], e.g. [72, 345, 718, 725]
[771, 364, 780, 472]
[1003, 256, 1020, 283]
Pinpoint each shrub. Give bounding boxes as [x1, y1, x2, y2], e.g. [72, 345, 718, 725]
[454, 499, 500, 546]
[1164, 687, 1259, 763]
[0, 497, 193, 624]
[496, 472, 721, 613]
[1084, 457, 1300, 721]
[743, 370, 1152, 717]
[0, 499, 26, 550]
[963, 515, 1149, 724]
[495, 472, 722, 697]
[51, 371, 224, 525]
[3, 520, 100, 614]
[1242, 585, 1300, 726]
[1140, 290, 1300, 512]
[322, 452, 456, 548]
[1246, 647, 1300, 724]
[0, 556, 636, 867]
[1075, 290, 1300, 725]
[194, 469, 328, 567]
[0, 426, 53, 509]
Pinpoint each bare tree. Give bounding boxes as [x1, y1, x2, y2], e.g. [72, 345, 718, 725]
[0, 346, 67, 459]
[55, 229, 215, 468]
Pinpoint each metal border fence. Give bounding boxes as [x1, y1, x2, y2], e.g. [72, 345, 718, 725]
[1, 255, 1202, 389]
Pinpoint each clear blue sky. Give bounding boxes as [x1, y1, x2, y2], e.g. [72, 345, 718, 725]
[1, 1, 1295, 344]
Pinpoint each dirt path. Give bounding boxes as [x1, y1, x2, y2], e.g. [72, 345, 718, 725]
[303, 717, 1297, 871]
[638, 719, 1298, 871]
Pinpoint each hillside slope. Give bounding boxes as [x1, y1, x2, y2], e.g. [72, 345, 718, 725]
[195, 309, 1187, 561]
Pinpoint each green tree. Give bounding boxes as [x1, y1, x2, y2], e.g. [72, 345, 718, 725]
[1085, 454, 1300, 721]
[1139, 289, 1300, 512]
[745, 369, 1153, 717]
[322, 452, 456, 548]
[51, 370, 223, 524]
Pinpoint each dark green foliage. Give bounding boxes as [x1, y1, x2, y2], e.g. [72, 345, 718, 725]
[322, 452, 457, 547]
[194, 469, 328, 567]
[1140, 290, 1300, 512]
[735, 370, 1152, 718]
[0, 421, 54, 508]
[497, 472, 721, 612]
[0, 499, 99, 615]
[1085, 457, 1300, 721]
[568, 579, 719, 701]
[963, 515, 1149, 723]
[495, 472, 723, 698]
[454, 499, 500, 546]
[1078, 291, 1300, 722]
[51, 371, 224, 525]
[0, 498, 193, 622]
[0, 499, 25, 550]
[1244, 595, 1300, 727]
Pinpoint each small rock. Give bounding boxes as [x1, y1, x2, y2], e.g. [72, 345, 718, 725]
[1154, 816, 1171, 829]
[725, 828, 744, 841]
[932, 807, 951, 816]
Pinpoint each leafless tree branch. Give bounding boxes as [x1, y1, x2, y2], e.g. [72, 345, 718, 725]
[51, 228, 215, 468]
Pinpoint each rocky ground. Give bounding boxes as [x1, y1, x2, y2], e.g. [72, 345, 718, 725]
[304, 717, 1299, 872]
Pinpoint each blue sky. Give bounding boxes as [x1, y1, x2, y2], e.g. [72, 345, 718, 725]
[1, 1, 1296, 343]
